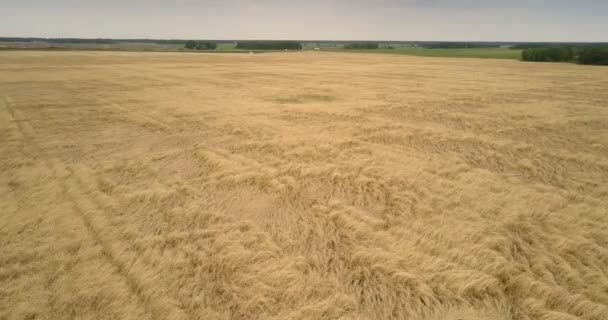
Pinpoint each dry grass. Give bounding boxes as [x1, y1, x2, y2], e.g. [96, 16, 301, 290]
[1, 51, 608, 320]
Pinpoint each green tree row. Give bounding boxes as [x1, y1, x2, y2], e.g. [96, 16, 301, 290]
[423, 42, 498, 49]
[521, 47, 575, 62]
[235, 41, 302, 50]
[185, 41, 217, 50]
[344, 42, 379, 49]
[579, 48, 608, 65]
[512, 43, 608, 50]
[521, 47, 608, 65]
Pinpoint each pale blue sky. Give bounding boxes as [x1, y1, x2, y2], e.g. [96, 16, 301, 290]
[2, 1, 606, 41]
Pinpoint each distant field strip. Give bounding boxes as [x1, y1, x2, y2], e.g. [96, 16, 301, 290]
[1, 51, 608, 320]
[336, 48, 523, 59]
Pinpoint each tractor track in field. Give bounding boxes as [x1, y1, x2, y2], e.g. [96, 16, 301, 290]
[2, 94, 189, 320]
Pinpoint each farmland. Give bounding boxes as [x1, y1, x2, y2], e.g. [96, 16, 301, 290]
[337, 47, 522, 59]
[1, 51, 608, 320]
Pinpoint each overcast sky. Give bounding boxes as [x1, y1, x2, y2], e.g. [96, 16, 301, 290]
[1, 1, 606, 41]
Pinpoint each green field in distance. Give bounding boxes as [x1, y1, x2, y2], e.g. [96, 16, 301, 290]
[333, 47, 522, 60]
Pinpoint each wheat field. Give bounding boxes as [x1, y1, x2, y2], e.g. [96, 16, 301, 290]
[1, 51, 608, 320]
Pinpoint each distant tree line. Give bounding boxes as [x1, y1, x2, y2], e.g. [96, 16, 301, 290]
[0, 37, 222, 45]
[511, 43, 608, 50]
[0, 38, 117, 44]
[344, 42, 379, 49]
[521, 46, 608, 65]
[185, 41, 217, 50]
[422, 42, 499, 49]
[521, 47, 575, 62]
[235, 41, 302, 50]
[512, 43, 563, 50]
[578, 48, 608, 65]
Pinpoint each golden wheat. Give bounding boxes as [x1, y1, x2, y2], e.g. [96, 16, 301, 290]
[1, 51, 607, 320]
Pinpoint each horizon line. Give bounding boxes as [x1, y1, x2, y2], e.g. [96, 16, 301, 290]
[1, 36, 607, 44]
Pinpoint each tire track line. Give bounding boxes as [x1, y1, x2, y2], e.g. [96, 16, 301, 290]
[63, 83, 173, 132]
[4, 95, 188, 320]
[3, 96, 38, 162]
[67, 161, 226, 320]
[58, 163, 189, 320]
